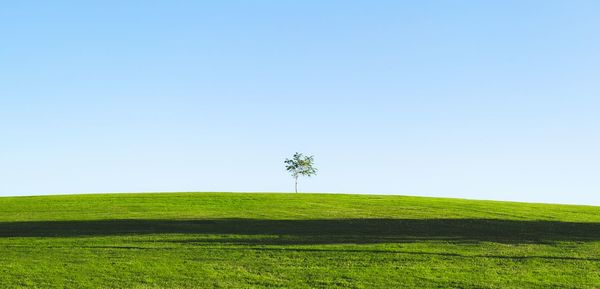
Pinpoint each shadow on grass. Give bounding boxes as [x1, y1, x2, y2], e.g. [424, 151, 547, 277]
[1, 218, 600, 244]
[54, 245, 600, 262]
[204, 247, 600, 262]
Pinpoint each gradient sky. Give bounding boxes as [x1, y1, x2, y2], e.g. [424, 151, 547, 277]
[1, 1, 599, 204]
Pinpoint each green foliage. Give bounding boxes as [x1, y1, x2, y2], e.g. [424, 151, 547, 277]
[0, 192, 600, 288]
[284, 152, 317, 192]
[284, 152, 317, 177]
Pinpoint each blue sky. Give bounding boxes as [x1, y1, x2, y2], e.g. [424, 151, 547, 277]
[1, 1, 599, 204]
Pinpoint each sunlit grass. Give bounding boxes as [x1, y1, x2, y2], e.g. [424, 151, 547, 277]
[1, 192, 599, 288]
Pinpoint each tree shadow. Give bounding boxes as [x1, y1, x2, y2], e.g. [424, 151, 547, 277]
[1, 218, 600, 244]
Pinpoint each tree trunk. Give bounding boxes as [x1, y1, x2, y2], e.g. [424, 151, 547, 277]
[295, 176, 298, 193]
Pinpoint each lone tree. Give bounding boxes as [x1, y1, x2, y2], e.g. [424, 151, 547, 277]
[284, 152, 317, 193]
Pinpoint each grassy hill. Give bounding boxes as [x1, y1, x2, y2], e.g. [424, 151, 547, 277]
[1, 192, 599, 288]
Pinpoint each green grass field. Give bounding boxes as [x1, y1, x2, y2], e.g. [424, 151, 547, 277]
[1, 192, 599, 288]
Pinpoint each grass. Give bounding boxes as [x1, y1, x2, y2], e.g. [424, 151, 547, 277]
[1, 192, 600, 288]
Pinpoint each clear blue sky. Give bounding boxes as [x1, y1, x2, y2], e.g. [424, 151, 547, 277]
[1, 1, 599, 204]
